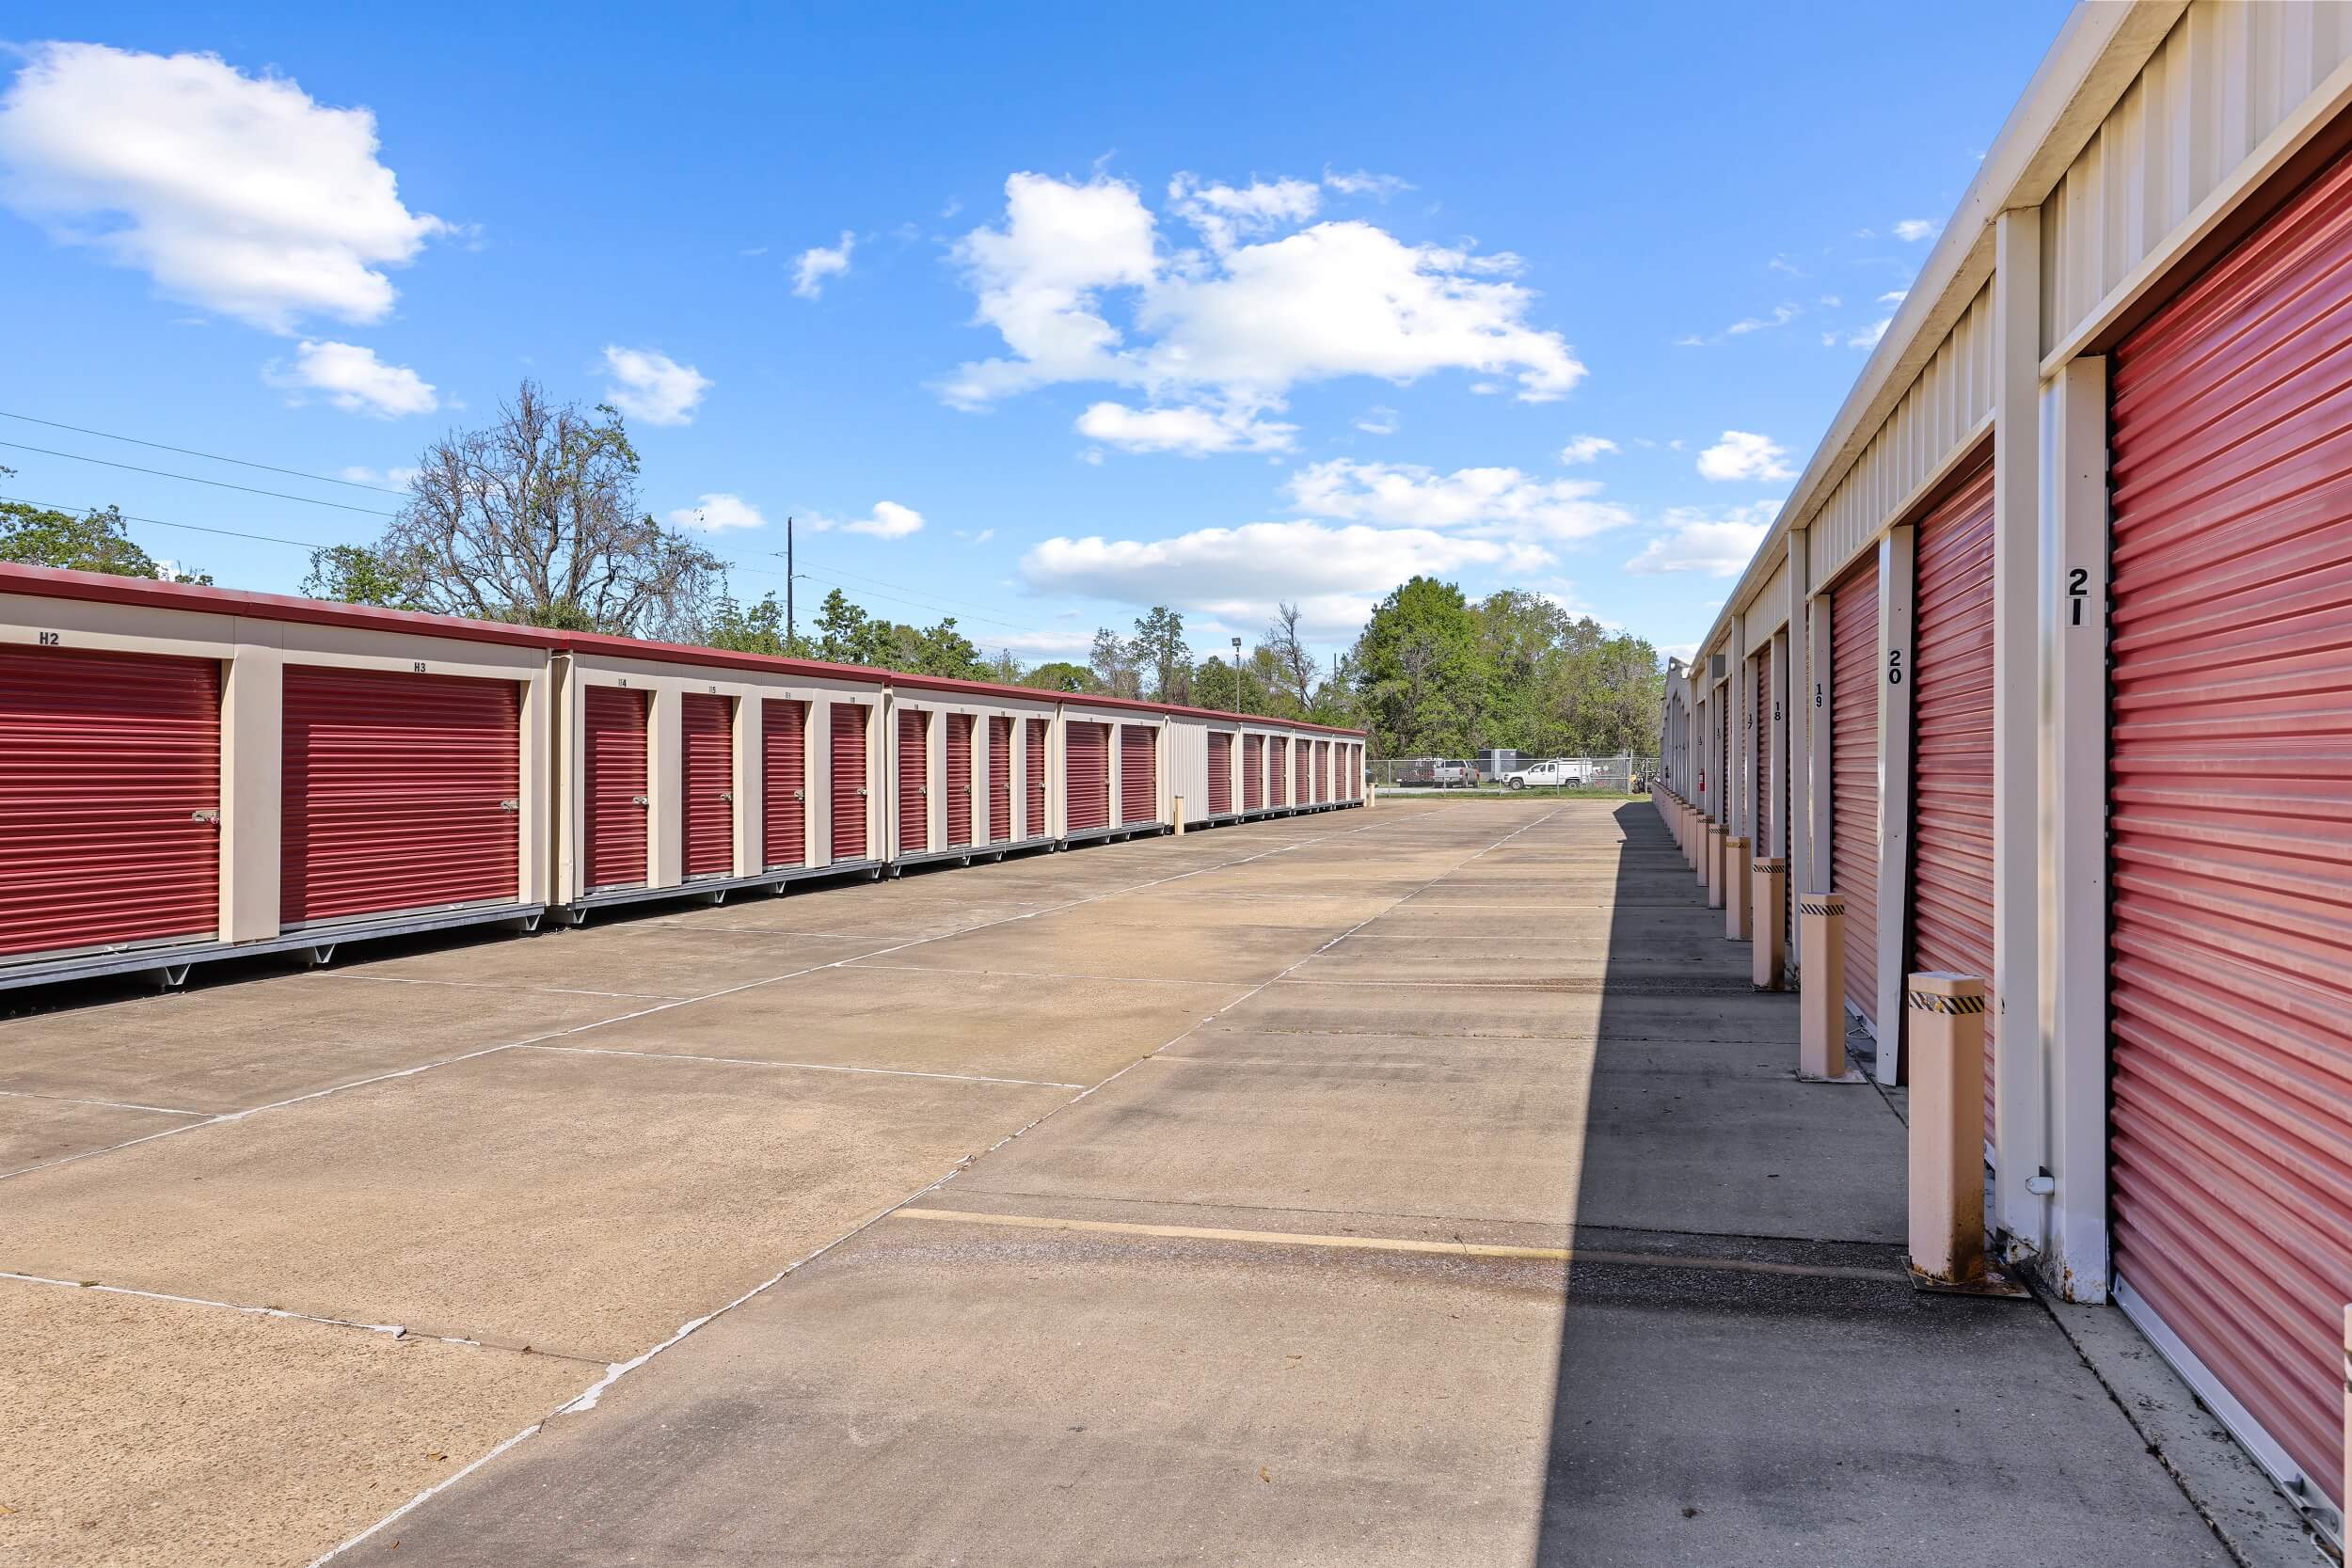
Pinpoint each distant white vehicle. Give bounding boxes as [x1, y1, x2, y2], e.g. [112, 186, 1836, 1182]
[1500, 757, 1596, 789]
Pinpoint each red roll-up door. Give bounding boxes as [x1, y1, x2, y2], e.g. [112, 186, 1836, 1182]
[1910, 458, 1998, 1136]
[281, 665, 517, 927]
[1754, 653, 1772, 855]
[1829, 560, 1880, 1027]
[681, 693, 734, 880]
[1275, 738, 1291, 805]
[1120, 724, 1157, 825]
[898, 708, 930, 853]
[585, 686, 650, 890]
[1244, 735, 1264, 811]
[763, 699, 806, 870]
[2106, 146, 2352, 1513]
[1025, 719, 1045, 838]
[0, 645, 219, 961]
[1066, 721, 1109, 832]
[830, 702, 869, 862]
[989, 717, 1012, 842]
[946, 712, 974, 847]
[1208, 732, 1232, 815]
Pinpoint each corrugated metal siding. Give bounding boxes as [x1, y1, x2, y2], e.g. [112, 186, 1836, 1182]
[1244, 735, 1264, 811]
[1909, 460, 1999, 1133]
[898, 709, 930, 853]
[1120, 724, 1157, 824]
[829, 703, 869, 862]
[1066, 721, 1109, 832]
[1025, 719, 1045, 837]
[1754, 652, 1772, 854]
[680, 692, 734, 880]
[1810, 285, 1996, 590]
[280, 666, 519, 926]
[1748, 555, 1791, 640]
[2043, 0, 2352, 356]
[1830, 562, 1882, 1026]
[1274, 737, 1292, 805]
[1208, 731, 1232, 814]
[989, 716, 1012, 842]
[585, 686, 649, 890]
[0, 645, 219, 960]
[946, 712, 974, 847]
[2108, 143, 2352, 1513]
[762, 699, 806, 870]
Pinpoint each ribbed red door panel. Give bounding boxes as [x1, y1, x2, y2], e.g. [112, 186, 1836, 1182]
[1910, 460, 1998, 1134]
[1025, 719, 1045, 838]
[1120, 724, 1156, 825]
[585, 686, 649, 890]
[281, 666, 517, 926]
[1829, 561, 1880, 1026]
[0, 645, 219, 960]
[1208, 732, 1232, 815]
[988, 717, 1012, 843]
[1066, 721, 1109, 832]
[681, 693, 734, 880]
[1275, 738, 1292, 805]
[2108, 145, 2352, 1513]
[898, 709, 930, 853]
[830, 703, 869, 861]
[946, 713, 974, 847]
[1753, 654, 1772, 854]
[762, 699, 806, 870]
[1244, 736, 1264, 811]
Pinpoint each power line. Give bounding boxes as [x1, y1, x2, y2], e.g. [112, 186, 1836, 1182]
[0, 494, 338, 553]
[0, 409, 413, 494]
[0, 441, 401, 518]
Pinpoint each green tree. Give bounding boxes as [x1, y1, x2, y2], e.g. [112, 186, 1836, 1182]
[1129, 605, 1192, 704]
[1089, 626, 1139, 699]
[1024, 660, 1101, 694]
[984, 648, 1026, 684]
[303, 544, 421, 610]
[1349, 577, 1484, 757]
[814, 588, 887, 666]
[905, 616, 986, 679]
[0, 487, 210, 584]
[701, 587, 802, 656]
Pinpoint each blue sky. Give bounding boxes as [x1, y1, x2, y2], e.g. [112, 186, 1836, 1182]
[0, 3, 2070, 665]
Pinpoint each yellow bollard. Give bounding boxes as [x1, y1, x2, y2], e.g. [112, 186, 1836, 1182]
[1172, 796, 1185, 836]
[1751, 859, 1786, 990]
[1724, 835, 1750, 941]
[1798, 893, 1862, 1083]
[1903, 973, 2021, 1295]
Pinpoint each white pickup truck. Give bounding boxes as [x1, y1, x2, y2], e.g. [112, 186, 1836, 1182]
[1499, 758, 1596, 789]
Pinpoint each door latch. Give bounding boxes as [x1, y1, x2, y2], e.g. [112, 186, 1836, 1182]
[719, 791, 734, 803]
[191, 809, 221, 826]
[631, 795, 650, 807]
[792, 789, 806, 801]
[498, 799, 520, 813]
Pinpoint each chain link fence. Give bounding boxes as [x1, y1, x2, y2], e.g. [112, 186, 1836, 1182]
[1368, 754, 1661, 792]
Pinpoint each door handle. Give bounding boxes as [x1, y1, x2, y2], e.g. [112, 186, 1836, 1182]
[855, 786, 869, 798]
[918, 784, 929, 796]
[719, 791, 733, 803]
[191, 809, 221, 826]
[632, 795, 650, 807]
[498, 800, 520, 813]
[792, 788, 805, 802]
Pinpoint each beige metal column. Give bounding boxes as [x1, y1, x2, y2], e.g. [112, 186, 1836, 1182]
[1786, 533, 1812, 969]
[807, 695, 834, 867]
[1804, 580, 1833, 913]
[1993, 206, 2047, 1249]
[648, 687, 683, 888]
[735, 693, 762, 877]
[1872, 525, 1916, 1081]
[216, 644, 284, 942]
[2041, 355, 2112, 1303]
[1727, 615, 1748, 847]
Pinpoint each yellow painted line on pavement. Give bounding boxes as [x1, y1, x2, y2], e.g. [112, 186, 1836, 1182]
[894, 1207, 1907, 1281]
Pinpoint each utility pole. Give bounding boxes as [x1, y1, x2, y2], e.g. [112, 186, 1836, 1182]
[786, 516, 795, 645]
[1231, 636, 1243, 716]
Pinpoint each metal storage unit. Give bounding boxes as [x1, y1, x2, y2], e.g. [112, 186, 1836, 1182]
[1207, 731, 1233, 816]
[1274, 736, 1292, 807]
[679, 692, 735, 881]
[762, 698, 807, 870]
[0, 644, 221, 963]
[946, 712, 974, 847]
[280, 665, 521, 928]
[1025, 719, 1047, 841]
[1908, 457, 1997, 1134]
[831, 701, 871, 863]
[1243, 734, 1265, 813]
[2107, 145, 2352, 1521]
[1119, 724, 1157, 826]
[1829, 560, 1881, 1030]
[1065, 720, 1110, 836]
[585, 685, 650, 891]
[898, 707, 930, 855]
[988, 716, 1013, 843]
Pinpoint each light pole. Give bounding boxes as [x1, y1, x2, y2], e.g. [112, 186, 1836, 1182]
[1231, 637, 1243, 714]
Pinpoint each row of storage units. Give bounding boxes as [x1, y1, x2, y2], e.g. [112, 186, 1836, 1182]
[0, 562, 1364, 987]
[1661, 3, 2352, 1540]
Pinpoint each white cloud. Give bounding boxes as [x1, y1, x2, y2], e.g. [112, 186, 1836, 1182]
[1845, 318, 1891, 349]
[1767, 257, 1802, 277]
[1074, 399, 1295, 455]
[1661, 641, 1699, 664]
[939, 171, 1582, 412]
[1696, 430, 1794, 483]
[666, 492, 766, 531]
[807, 500, 924, 540]
[1724, 303, 1800, 336]
[1876, 290, 1909, 305]
[1355, 405, 1399, 436]
[337, 464, 420, 487]
[792, 230, 854, 299]
[1893, 218, 1938, 242]
[0, 43, 446, 332]
[264, 341, 437, 418]
[1559, 434, 1617, 466]
[1285, 458, 1629, 542]
[1817, 293, 1842, 308]
[1324, 167, 1413, 198]
[1022, 520, 1508, 617]
[1168, 173, 1321, 253]
[993, 627, 1094, 657]
[601, 345, 709, 426]
[1625, 499, 1783, 578]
